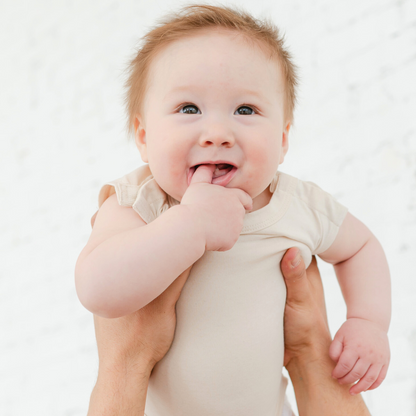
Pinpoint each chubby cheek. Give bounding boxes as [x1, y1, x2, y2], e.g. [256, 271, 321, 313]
[147, 140, 188, 201]
[246, 138, 280, 189]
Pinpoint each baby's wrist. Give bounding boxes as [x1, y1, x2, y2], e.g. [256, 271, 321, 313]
[175, 204, 207, 252]
[346, 316, 389, 333]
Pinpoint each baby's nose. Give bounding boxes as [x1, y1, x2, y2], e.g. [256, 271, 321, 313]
[198, 124, 235, 147]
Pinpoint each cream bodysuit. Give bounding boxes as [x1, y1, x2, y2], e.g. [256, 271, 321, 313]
[98, 164, 348, 416]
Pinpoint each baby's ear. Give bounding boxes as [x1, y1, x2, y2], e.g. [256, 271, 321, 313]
[280, 121, 291, 164]
[134, 116, 148, 163]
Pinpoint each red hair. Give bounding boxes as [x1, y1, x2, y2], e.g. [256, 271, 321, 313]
[124, 4, 299, 138]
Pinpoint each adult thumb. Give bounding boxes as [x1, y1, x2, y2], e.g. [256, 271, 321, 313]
[189, 164, 216, 185]
[280, 247, 310, 305]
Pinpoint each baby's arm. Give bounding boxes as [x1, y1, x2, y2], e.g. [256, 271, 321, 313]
[318, 212, 391, 394]
[75, 194, 205, 318]
[75, 165, 252, 319]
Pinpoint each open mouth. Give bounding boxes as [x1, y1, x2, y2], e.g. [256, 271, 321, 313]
[188, 163, 237, 186]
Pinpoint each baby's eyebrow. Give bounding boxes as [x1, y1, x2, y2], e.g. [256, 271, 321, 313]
[237, 89, 269, 104]
[164, 85, 201, 101]
[164, 85, 269, 104]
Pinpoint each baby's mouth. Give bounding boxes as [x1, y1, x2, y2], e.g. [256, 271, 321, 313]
[213, 163, 234, 178]
[188, 163, 236, 186]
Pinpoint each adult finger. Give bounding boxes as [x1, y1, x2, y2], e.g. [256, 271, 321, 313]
[304, 256, 329, 330]
[280, 248, 310, 305]
[189, 164, 216, 185]
[349, 364, 383, 395]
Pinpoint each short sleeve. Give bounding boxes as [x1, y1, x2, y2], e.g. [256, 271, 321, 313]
[97, 164, 180, 224]
[289, 179, 349, 255]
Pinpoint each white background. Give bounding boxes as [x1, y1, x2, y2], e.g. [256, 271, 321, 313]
[1, 0, 415, 414]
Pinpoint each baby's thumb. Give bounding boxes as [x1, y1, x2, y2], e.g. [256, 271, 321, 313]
[329, 336, 343, 363]
[189, 164, 215, 185]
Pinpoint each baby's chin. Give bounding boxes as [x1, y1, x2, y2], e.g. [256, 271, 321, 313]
[160, 181, 188, 203]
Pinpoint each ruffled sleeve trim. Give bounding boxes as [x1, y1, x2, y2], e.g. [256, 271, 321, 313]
[97, 164, 179, 224]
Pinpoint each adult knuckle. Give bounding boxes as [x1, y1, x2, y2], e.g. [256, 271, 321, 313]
[291, 268, 305, 279]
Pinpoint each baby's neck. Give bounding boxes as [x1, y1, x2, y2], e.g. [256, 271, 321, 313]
[246, 187, 273, 213]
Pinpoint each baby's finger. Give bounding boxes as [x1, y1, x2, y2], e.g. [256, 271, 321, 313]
[329, 338, 343, 363]
[367, 365, 388, 391]
[189, 164, 216, 185]
[349, 364, 383, 395]
[332, 350, 359, 379]
[337, 358, 371, 385]
[230, 188, 253, 211]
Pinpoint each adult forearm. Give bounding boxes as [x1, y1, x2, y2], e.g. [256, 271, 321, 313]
[334, 235, 391, 331]
[77, 205, 205, 318]
[88, 358, 153, 416]
[286, 337, 371, 416]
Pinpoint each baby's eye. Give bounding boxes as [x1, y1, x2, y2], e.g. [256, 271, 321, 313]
[179, 104, 201, 114]
[235, 106, 255, 115]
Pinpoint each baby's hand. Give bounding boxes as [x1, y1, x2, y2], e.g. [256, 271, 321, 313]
[329, 318, 390, 395]
[181, 164, 253, 252]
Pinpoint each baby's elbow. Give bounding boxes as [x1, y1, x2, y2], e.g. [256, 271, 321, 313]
[74, 265, 122, 319]
[74, 271, 99, 315]
[75, 283, 123, 318]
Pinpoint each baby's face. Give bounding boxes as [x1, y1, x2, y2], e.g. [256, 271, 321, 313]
[135, 29, 290, 210]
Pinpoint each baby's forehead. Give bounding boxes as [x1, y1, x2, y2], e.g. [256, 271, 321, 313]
[164, 27, 277, 59]
[150, 29, 284, 79]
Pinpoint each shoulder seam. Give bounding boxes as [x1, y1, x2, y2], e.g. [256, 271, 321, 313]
[289, 181, 346, 227]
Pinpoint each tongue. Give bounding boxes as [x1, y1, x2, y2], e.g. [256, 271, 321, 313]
[212, 164, 232, 179]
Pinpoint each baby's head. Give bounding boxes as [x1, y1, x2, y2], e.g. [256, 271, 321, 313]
[125, 4, 298, 207]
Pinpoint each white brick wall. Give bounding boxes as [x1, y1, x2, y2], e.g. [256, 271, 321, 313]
[1, 0, 414, 414]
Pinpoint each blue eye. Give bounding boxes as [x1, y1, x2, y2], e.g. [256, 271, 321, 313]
[179, 104, 201, 114]
[235, 106, 255, 115]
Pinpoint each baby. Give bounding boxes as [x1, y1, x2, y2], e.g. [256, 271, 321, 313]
[75, 5, 391, 416]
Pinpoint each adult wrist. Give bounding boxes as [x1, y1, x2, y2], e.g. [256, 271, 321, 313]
[98, 351, 155, 381]
[286, 332, 332, 376]
[284, 308, 332, 372]
[89, 357, 153, 416]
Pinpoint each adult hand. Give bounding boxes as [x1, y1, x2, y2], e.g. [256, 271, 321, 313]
[280, 248, 330, 367]
[90, 209, 189, 370]
[89, 209, 371, 416]
[87, 212, 192, 416]
[88, 267, 192, 416]
[93, 266, 191, 372]
[280, 247, 371, 416]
